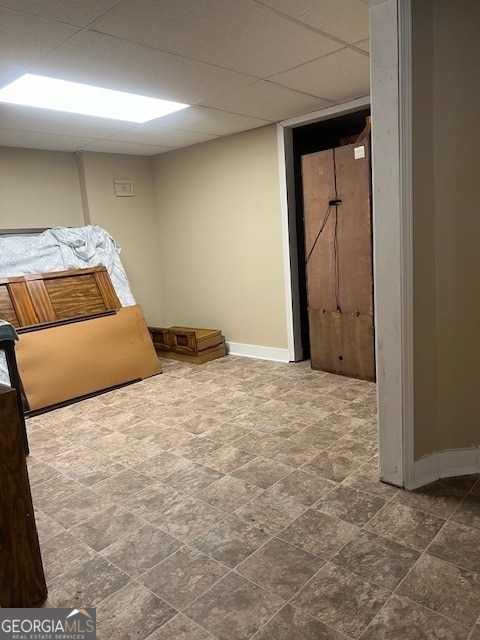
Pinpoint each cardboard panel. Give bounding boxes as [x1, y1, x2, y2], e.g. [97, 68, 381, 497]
[309, 309, 375, 381]
[16, 305, 161, 411]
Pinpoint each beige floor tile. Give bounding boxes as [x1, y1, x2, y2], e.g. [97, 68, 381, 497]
[120, 483, 187, 522]
[263, 440, 319, 467]
[292, 562, 390, 638]
[134, 451, 192, 481]
[96, 581, 176, 639]
[332, 529, 420, 590]
[145, 614, 215, 640]
[451, 494, 480, 530]
[252, 603, 346, 640]
[365, 501, 445, 551]
[31, 474, 85, 510]
[291, 425, 341, 450]
[191, 515, 270, 568]
[231, 457, 293, 489]
[91, 468, 154, 502]
[233, 432, 285, 455]
[269, 469, 337, 506]
[171, 436, 223, 460]
[278, 509, 358, 559]
[235, 490, 307, 535]
[468, 625, 480, 640]
[139, 546, 229, 609]
[314, 484, 386, 526]
[237, 538, 324, 599]
[341, 462, 399, 499]
[199, 444, 256, 473]
[302, 450, 364, 482]
[392, 481, 467, 519]
[154, 497, 225, 543]
[34, 509, 66, 542]
[101, 523, 182, 577]
[325, 434, 377, 463]
[428, 520, 480, 574]
[195, 475, 264, 513]
[397, 554, 480, 626]
[27, 356, 480, 639]
[161, 461, 224, 495]
[359, 594, 470, 640]
[47, 555, 130, 608]
[41, 530, 95, 581]
[184, 572, 284, 640]
[70, 504, 144, 552]
[44, 488, 114, 529]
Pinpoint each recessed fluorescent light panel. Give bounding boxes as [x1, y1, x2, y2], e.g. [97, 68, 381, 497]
[0, 74, 189, 123]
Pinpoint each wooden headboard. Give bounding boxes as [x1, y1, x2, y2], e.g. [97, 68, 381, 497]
[0, 266, 120, 328]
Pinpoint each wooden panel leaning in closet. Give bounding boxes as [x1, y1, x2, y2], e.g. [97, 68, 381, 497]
[301, 135, 375, 381]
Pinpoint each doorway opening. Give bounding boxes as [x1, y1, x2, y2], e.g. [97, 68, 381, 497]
[290, 108, 371, 361]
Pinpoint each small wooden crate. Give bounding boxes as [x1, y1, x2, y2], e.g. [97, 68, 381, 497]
[149, 326, 226, 364]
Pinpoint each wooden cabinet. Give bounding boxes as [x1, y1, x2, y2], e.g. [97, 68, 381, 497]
[0, 384, 47, 606]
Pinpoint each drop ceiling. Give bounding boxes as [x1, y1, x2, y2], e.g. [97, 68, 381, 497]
[0, 0, 382, 156]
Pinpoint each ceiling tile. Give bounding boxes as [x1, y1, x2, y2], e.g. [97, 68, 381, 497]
[77, 140, 172, 156]
[0, 7, 78, 68]
[90, 0, 342, 77]
[108, 126, 218, 148]
[0, 104, 134, 138]
[0, 66, 23, 88]
[269, 48, 370, 102]
[30, 31, 255, 104]
[152, 106, 271, 136]
[202, 81, 333, 121]
[0, 128, 96, 151]
[255, 0, 370, 43]
[0, 0, 124, 27]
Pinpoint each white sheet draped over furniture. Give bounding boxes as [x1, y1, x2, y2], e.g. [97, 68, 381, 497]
[0, 225, 136, 385]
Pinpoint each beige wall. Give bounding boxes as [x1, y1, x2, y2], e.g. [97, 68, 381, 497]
[152, 125, 288, 349]
[412, 0, 480, 457]
[0, 146, 162, 324]
[0, 147, 84, 228]
[0, 126, 290, 348]
[78, 152, 163, 325]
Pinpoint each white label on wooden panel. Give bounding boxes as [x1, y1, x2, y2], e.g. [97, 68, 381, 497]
[354, 145, 365, 160]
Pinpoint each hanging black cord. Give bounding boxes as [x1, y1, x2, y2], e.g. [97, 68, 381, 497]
[333, 205, 341, 312]
[332, 148, 342, 313]
[305, 204, 332, 265]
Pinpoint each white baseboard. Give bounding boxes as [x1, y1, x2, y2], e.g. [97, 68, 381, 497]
[225, 342, 290, 363]
[409, 447, 480, 490]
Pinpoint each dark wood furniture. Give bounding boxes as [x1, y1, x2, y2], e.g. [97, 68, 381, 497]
[0, 266, 120, 328]
[0, 384, 47, 606]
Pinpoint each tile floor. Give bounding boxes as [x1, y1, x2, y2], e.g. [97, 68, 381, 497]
[26, 355, 480, 640]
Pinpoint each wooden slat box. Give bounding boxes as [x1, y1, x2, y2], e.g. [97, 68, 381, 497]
[149, 326, 226, 364]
